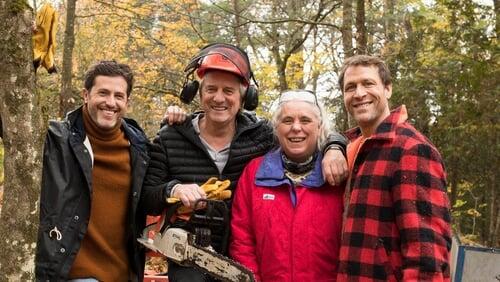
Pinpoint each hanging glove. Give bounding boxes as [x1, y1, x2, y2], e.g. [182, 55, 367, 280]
[32, 3, 58, 73]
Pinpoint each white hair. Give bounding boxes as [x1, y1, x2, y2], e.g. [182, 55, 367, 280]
[271, 93, 331, 151]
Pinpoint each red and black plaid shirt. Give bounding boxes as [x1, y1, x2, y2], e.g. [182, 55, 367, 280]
[338, 106, 451, 281]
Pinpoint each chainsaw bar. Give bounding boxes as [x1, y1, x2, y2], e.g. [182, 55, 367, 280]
[138, 227, 255, 282]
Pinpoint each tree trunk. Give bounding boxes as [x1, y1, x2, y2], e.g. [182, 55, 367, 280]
[276, 55, 288, 91]
[339, 0, 353, 130]
[291, 45, 305, 89]
[311, 28, 320, 92]
[342, 0, 354, 58]
[0, 1, 43, 279]
[383, 0, 399, 78]
[494, 204, 500, 247]
[288, 0, 307, 90]
[384, 0, 395, 43]
[366, 1, 374, 54]
[494, 0, 499, 39]
[60, 0, 77, 117]
[232, 0, 242, 45]
[355, 0, 367, 54]
[488, 173, 498, 246]
[268, 2, 288, 91]
[449, 168, 458, 209]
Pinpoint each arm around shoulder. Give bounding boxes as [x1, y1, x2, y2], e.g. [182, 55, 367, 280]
[322, 131, 347, 157]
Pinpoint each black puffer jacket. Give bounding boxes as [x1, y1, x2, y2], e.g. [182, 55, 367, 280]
[35, 107, 150, 281]
[140, 111, 274, 215]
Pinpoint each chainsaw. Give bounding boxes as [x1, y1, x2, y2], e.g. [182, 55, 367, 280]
[138, 199, 255, 282]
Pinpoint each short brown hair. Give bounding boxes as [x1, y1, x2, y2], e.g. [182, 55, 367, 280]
[338, 55, 392, 92]
[84, 60, 134, 96]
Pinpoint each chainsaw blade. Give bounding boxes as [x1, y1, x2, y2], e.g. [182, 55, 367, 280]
[138, 227, 255, 282]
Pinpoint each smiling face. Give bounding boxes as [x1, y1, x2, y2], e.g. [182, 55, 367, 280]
[200, 70, 243, 126]
[83, 75, 129, 131]
[276, 101, 321, 163]
[343, 65, 392, 137]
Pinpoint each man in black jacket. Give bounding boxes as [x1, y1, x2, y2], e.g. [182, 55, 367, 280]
[35, 61, 150, 281]
[140, 43, 348, 282]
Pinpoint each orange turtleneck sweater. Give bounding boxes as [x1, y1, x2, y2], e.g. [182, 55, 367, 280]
[69, 106, 132, 281]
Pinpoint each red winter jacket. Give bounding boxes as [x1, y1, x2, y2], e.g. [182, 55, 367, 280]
[230, 150, 344, 282]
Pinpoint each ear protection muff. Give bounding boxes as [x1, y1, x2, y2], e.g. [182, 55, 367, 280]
[179, 43, 259, 111]
[179, 72, 199, 104]
[243, 85, 258, 111]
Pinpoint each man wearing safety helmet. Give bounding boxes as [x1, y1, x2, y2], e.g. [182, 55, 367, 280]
[140, 43, 348, 281]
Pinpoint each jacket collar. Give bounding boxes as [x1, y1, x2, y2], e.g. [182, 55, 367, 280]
[66, 106, 86, 140]
[255, 148, 325, 188]
[345, 105, 408, 142]
[66, 106, 148, 149]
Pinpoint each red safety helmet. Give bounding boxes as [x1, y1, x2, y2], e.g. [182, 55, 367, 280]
[196, 52, 250, 86]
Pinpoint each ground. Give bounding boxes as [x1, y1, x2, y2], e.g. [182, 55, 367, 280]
[145, 256, 168, 276]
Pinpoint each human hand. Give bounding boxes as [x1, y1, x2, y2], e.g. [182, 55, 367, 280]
[322, 148, 348, 186]
[171, 184, 207, 208]
[163, 105, 187, 126]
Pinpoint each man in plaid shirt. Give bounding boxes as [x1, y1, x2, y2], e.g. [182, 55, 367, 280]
[337, 55, 452, 281]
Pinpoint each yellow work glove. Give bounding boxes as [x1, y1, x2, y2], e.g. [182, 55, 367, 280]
[166, 177, 232, 210]
[202, 177, 232, 201]
[32, 3, 58, 73]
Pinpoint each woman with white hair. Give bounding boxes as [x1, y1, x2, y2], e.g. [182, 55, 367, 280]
[229, 90, 344, 281]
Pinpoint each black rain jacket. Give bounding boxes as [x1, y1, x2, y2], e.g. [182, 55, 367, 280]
[35, 107, 150, 281]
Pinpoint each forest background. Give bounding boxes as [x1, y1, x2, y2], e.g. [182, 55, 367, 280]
[0, 0, 498, 279]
